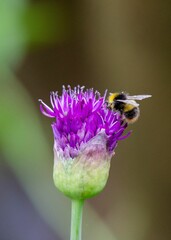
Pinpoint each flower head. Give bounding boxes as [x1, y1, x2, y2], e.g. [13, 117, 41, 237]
[39, 86, 129, 199]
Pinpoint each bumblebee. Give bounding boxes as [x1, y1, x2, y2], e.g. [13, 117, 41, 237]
[107, 92, 151, 124]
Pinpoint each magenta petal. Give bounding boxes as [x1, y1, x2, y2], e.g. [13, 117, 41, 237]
[39, 100, 55, 118]
[118, 131, 132, 140]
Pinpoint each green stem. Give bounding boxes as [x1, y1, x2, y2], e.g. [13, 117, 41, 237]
[70, 199, 84, 240]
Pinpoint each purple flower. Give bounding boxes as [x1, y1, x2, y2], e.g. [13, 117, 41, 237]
[39, 86, 129, 159]
[39, 86, 130, 199]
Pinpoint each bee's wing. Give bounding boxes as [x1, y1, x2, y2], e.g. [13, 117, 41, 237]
[117, 99, 139, 107]
[127, 95, 152, 100]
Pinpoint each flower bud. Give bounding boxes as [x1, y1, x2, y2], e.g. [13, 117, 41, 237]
[39, 86, 129, 200]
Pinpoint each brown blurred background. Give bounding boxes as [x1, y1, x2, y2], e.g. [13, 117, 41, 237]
[0, 0, 171, 240]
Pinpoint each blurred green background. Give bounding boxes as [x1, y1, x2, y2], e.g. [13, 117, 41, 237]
[0, 0, 171, 240]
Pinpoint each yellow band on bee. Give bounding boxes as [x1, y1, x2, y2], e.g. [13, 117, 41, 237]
[108, 93, 119, 103]
[124, 104, 134, 112]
